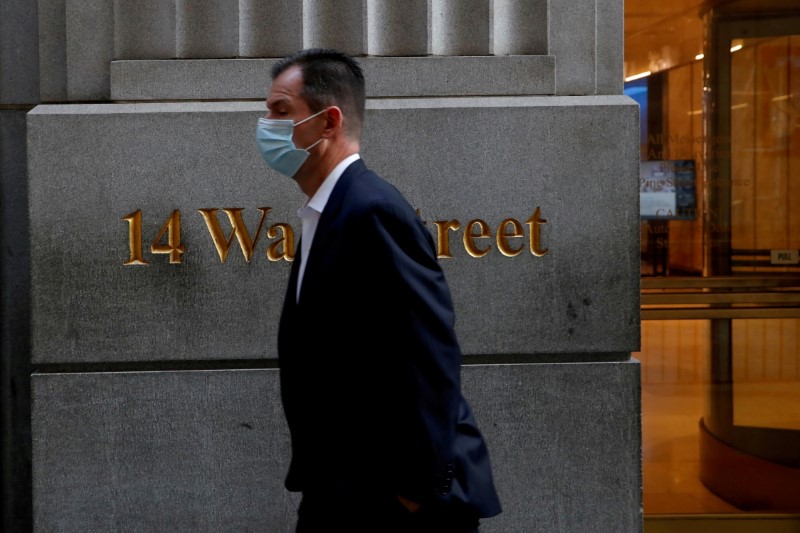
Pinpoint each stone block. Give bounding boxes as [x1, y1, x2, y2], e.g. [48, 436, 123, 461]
[364, 96, 640, 357]
[27, 97, 639, 364]
[239, 0, 302, 58]
[363, 56, 554, 97]
[303, 0, 365, 55]
[550, 0, 596, 95]
[0, 0, 40, 104]
[176, 0, 239, 59]
[113, 0, 176, 60]
[111, 59, 272, 101]
[65, 0, 114, 100]
[110, 56, 556, 100]
[32, 369, 298, 532]
[31, 361, 641, 532]
[37, 0, 68, 102]
[596, 0, 624, 95]
[467, 361, 642, 532]
[28, 102, 290, 365]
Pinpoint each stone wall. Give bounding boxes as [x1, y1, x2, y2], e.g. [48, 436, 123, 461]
[3, 1, 640, 531]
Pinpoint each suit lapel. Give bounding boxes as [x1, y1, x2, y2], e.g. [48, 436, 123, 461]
[286, 237, 301, 301]
[277, 237, 301, 353]
[297, 158, 367, 304]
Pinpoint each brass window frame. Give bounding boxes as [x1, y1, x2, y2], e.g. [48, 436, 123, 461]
[641, 276, 800, 319]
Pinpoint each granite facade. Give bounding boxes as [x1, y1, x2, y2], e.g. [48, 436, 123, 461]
[32, 362, 641, 532]
[12, 1, 641, 531]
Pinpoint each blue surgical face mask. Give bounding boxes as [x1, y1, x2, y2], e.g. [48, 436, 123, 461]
[256, 108, 327, 177]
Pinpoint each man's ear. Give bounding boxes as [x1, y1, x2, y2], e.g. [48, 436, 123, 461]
[323, 106, 344, 137]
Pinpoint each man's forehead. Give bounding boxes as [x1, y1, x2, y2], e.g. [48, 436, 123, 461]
[267, 66, 304, 106]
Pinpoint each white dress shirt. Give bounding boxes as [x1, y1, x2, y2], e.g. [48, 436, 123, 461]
[296, 153, 361, 302]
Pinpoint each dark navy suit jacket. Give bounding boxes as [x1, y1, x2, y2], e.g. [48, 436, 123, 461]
[277, 158, 501, 518]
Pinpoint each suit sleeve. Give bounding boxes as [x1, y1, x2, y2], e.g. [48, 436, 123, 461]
[360, 198, 462, 503]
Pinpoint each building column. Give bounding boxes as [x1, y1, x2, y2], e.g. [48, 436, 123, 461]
[493, 0, 547, 56]
[239, 0, 302, 58]
[366, 0, 428, 56]
[431, 0, 490, 56]
[303, 0, 365, 56]
[176, 0, 238, 58]
[114, 0, 176, 59]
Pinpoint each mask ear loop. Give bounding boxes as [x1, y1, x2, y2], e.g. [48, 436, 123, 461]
[293, 107, 328, 127]
[295, 108, 329, 151]
[304, 137, 324, 151]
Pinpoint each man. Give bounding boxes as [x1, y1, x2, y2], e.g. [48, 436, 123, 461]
[256, 48, 501, 533]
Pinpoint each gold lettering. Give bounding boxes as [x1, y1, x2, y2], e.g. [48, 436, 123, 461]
[526, 207, 548, 257]
[122, 206, 551, 264]
[496, 218, 524, 257]
[121, 209, 149, 265]
[150, 209, 185, 264]
[463, 219, 491, 258]
[434, 220, 460, 259]
[198, 207, 270, 263]
[266, 223, 295, 261]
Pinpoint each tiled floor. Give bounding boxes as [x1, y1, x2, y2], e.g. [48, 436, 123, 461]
[640, 381, 740, 514]
[635, 319, 800, 515]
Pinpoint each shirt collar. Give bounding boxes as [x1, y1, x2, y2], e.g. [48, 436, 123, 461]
[302, 153, 361, 216]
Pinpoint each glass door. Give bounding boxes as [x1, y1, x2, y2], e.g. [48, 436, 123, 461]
[699, 13, 800, 512]
[630, 2, 800, 526]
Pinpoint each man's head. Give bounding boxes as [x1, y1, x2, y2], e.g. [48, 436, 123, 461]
[270, 48, 365, 141]
[261, 48, 365, 194]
